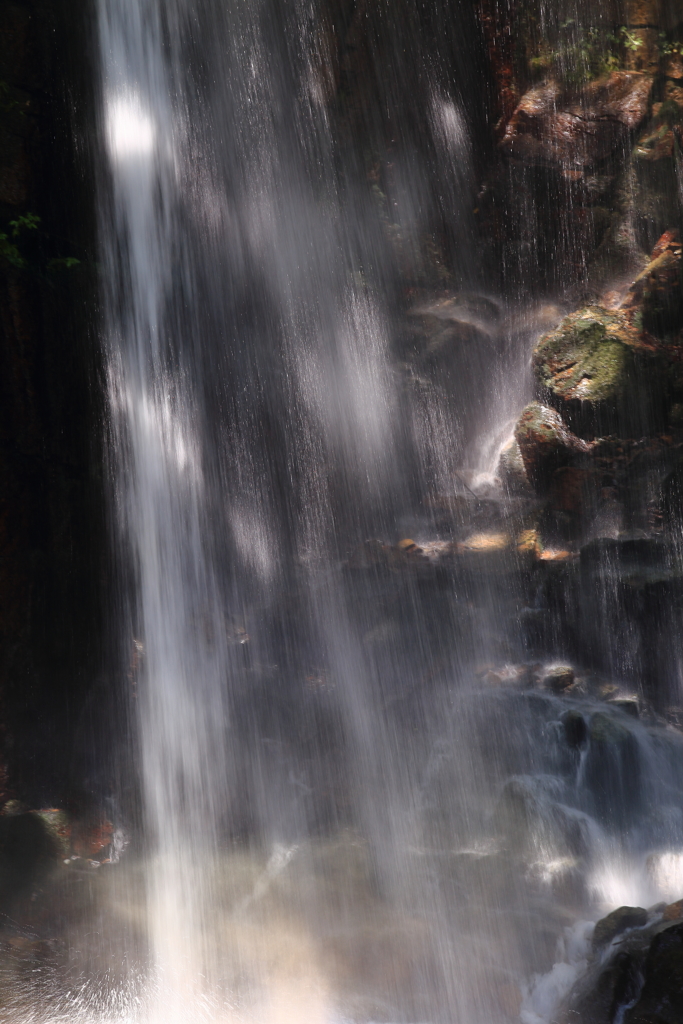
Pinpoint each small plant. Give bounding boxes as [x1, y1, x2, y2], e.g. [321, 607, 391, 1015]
[47, 257, 81, 271]
[0, 213, 39, 268]
[618, 27, 643, 53]
[528, 24, 644, 87]
[659, 32, 683, 57]
[0, 213, 80, 273]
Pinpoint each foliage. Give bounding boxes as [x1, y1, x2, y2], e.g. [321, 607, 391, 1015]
[0, 213, 40, 269]
[659, 32, 683, 57]
[0, 80, 20, 115]
[528, 25, 642, 87]
[0, 213, 81, 273]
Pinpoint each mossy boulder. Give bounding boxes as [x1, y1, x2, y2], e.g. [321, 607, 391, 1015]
[533, 306, 665, 437]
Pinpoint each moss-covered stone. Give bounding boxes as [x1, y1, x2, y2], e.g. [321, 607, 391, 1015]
[535, 307, 637, 402]
[533, 306, 667, 437]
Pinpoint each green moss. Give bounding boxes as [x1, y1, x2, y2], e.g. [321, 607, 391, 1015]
[534, 308, 635, 405]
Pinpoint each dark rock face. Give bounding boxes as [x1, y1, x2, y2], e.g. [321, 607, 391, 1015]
[0, 0, 106, 809]
[568, 950, 643, 1024]
[624, 923, 683, 1023]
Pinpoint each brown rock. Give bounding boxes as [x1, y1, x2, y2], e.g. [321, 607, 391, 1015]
[501, 74, 654, 171]
[542, 665, 576, 692]
[623, 231, 682, 333]
[662, 55, 683, 80]
[550, 466, 592, 515]
[514, 403, 592, 492]
[662, 899, 683, 922]
[625, 0, 661, 24]
[623, 29, 660, 73]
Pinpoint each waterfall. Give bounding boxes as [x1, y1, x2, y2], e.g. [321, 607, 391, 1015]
[4, 0, 683, 1022]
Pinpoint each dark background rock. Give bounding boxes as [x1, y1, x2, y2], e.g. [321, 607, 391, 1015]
[0, 0, 108, 811]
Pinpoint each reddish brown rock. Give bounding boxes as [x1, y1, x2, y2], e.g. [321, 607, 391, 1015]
[622, 230, 682, 332]
[549, 466, 592, 515]
[514, 403, 592, 492]
[662, 899, 683, 922]
[501, 73, 653, 171]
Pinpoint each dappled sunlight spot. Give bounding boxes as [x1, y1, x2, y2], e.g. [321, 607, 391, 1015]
[107, 95, 156, 161]
[459, 532, 510, 551]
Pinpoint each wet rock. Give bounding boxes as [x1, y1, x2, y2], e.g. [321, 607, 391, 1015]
[514, 402, 592, 492]
[661, 53, 683, 81]
[405, 294, 500, 373]
[533, 306, 658, 437]
[583, 710, 640, 826]
[634, 233, 683, 335]
[623, 230, 683, 335]
[72, 819, 114, 860]
[562, 710, 588, 749]
[0, 811, 63, 912]
[624, 922, 683, 1023]
[588, 711, 631, 745]
[607, 698, 640, 718]
[542, 665, 575, 692]
[458, 532, 510, 552]
[501, 73, 653, 173]
[497, 436, 531, 493]
[32, 809, 70, 857]
[631, 101, 683, 248]
[592, 905, 648, 950]
[549, 466, 594, 518]
[564, 949, 643, 1024]
[662, 899, 683, 922]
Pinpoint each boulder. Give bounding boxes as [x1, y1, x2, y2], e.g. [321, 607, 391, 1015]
[563, 949, 643, 1024]
[607, 698, 640, 718]
[588, 712, 631, 745]
[622, 230, 683, 335]
[501, 73, 653, 173]
[631, 99, 683, 249]
[592, 905, 648, 950]
[514, 402, 592, 492]
[662, 899, 683, 923]
[533, 306, 666, 437]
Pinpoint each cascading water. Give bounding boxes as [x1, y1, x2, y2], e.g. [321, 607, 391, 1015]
[4, 1, 683, 1022]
